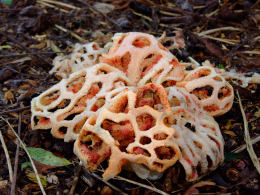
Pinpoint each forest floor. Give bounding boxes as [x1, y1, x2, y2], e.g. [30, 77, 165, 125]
[0, 0, 259, 194]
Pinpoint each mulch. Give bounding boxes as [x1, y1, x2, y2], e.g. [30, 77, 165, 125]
[0, 0, 259, 194]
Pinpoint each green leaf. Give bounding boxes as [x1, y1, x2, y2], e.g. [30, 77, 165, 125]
[224, 152, 242, 162]
[26, 147, 72, 167]
[1, 0, 13, 6]
[218, 64, 224, 69]
[21, 161, 32, 170]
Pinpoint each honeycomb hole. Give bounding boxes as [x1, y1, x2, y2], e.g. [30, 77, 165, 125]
[140, 136, 152, 145]
[132, 37, 151, 48]
[192, 85, 213, 100]
[155, 146, 175, 160]
[136, 113, 156, 131]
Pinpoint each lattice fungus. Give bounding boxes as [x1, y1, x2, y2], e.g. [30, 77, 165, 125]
[74, 84, 181, 180]
[31, 32, 233, 182]
[31, 63, 132, 142]
[74, 84, 224, 181]
[50, 42, 104, 78]
[177, 66, 234, 116]
[101, 32, 185, 85]
[167, 87, 224, 181]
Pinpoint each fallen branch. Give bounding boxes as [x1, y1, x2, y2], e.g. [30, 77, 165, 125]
[236, 91, 260, 175]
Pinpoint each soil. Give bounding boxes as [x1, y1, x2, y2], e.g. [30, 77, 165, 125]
[0, 0, 259, 194]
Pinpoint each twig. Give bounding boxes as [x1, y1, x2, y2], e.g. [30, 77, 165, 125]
[0, 106, 31, 115]
[69, 165, 82, 195]
[205, 9, 219, 17]
[85, 170, 127, 195]
[10, 112, 21, 195]
[199, 34, 240, 45]
[0, 117, 47, 195]
[198, 27, 242, 36]
[55, 24, 87, 43]
[114, 176, 169, 195]
[39, 0, 80, 10]
[232, 135, 260, 153]
[0, 125, 13, 183]
[239, 51, 260, 55]
[188, 57, 200, 67]
[159, 10, 181, 17]
[37, 1, 69, 13]
[236, 91, 260, 175]
[131, 10, 153, 22]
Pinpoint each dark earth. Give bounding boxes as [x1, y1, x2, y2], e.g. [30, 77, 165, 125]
[0, 0, 259, 194]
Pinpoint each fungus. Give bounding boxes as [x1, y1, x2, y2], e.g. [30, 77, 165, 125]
[50, 42, 104, 78]
[31, 32, 232, 182]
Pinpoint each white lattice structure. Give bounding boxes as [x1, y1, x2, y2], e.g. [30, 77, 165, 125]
[167, 87, 224, 181]
[50, 42, 104, 78]
[74, 84, 181, 180]
[177, 66, 234, 116]
[101, 32, 185, 84]
[31, 32, 233, 182]
[31, 63, 132, 141]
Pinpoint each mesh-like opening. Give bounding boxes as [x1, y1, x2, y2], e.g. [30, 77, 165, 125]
[80, 131, 108, 164]
[48, 99, 71, 113]
[102, 119, 135, 152]
[136, 113, 156, 131]
[91, 98, 105, 112]
[187, 68, 211, 81]
[34, 116, 50, 126]
[132, 37, 151, 48]
[192, 86, 213, 100]
[155, 146, 175, 160]
[58, 126, 67, 135]
[203, 105, 219, 113]
[184, 122, 196, 132]
[154, 133, 168, 140]
[140, 136, 152, 145]
[162, 80, 177, 87]
[66, 75, 85, 93]
[40, 90, 60, 106]
[169, 96, 181, 107]
[73, 117, 88, 133]
[141, 53, 162, 76]
[163, 116, 176, 127]
[102, 52, 131, 73]
[218, 86, 232, 100]
[133, 147, 151, 157]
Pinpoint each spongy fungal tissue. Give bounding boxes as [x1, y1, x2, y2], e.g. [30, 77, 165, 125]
[31, 32, 234, 181]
